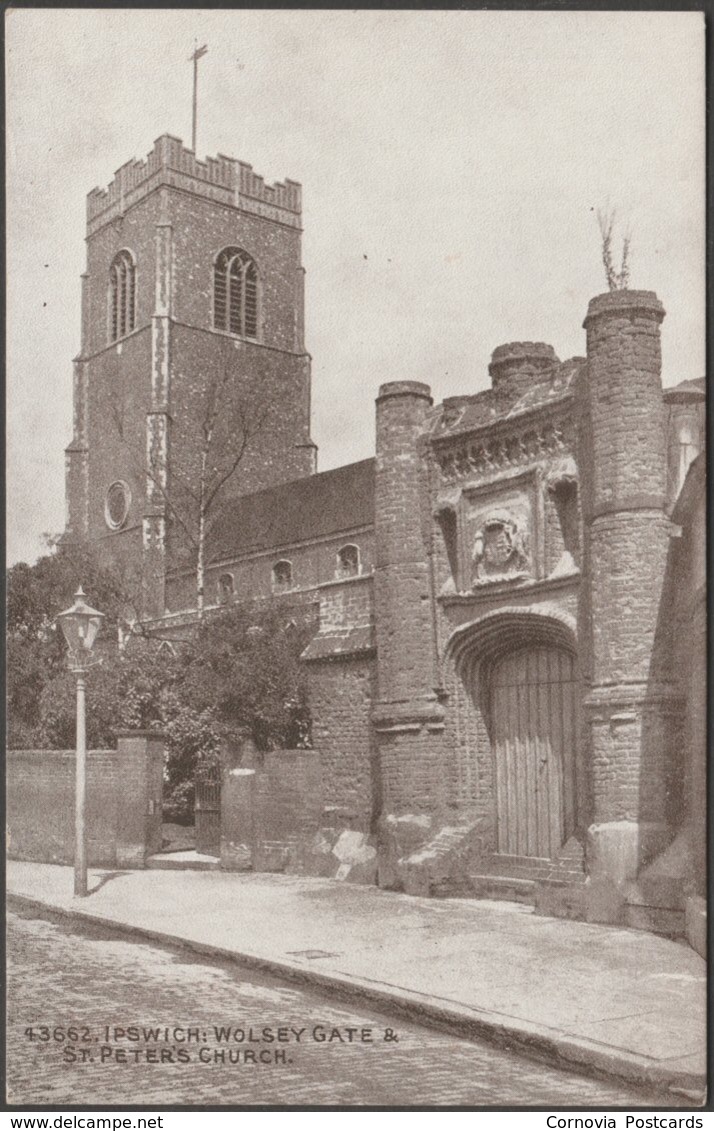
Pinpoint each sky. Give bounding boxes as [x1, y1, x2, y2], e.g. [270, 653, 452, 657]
[6, 9, 706, 565]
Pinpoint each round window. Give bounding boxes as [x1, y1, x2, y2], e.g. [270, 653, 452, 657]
[104, 481, 131, 530]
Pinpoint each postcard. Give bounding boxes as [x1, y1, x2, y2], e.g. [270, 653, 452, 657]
[6, 7, 707, 1114]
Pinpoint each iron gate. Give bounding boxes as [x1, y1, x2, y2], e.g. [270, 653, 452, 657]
[194, 765, 221, 857]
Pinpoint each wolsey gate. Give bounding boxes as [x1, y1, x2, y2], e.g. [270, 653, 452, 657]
[63, 136, 705, 938]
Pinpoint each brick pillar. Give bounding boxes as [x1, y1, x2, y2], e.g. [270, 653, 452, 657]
[372, 382, 445, 885]
[114, 731, 165, 866]
[579, 291, 681, 915]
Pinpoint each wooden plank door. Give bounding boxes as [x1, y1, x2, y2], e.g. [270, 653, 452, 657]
[491, 647, 577, 858]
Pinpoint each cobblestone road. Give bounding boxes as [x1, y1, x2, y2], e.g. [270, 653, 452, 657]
[7, 909, 682, 1109]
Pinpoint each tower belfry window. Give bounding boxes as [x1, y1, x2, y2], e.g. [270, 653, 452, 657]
[109, 250, 136, 342]
[214, 247, 259, 338]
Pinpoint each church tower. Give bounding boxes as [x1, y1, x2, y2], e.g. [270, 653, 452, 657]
[65, 134, 316, 617]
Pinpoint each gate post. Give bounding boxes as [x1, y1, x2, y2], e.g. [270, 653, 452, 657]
[579, 291, 682, 920]
[114, 731, 165, 866]
[371, 381, 445, 888]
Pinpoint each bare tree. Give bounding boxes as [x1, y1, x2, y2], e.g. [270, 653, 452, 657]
[110, 343, 271, 617]
[596, 206, 632, 292]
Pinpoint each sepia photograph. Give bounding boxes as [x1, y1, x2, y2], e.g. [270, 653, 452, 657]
[5, 7, 707, 1114]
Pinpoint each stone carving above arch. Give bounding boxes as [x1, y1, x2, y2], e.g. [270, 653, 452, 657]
[471, 510, 530, 585]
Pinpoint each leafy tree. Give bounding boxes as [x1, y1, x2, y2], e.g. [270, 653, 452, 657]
[179, 599, 315, 752]
[7, 540, 129, 748]
[36, 637, 176, 750]
[8, 541, 315, 824]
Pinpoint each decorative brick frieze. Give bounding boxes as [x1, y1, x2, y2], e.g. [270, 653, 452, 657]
[434, 412, 574, 484]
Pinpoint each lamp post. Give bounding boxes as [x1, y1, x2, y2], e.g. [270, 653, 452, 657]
[56, 587, 104, 897]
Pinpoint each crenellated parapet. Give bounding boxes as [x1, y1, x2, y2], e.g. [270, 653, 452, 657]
[86, 134, 302, 235]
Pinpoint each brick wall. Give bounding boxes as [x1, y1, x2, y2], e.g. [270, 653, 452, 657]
[307, 657, 377, 832]
[221, 749, 322, 872]
[166, 526, 374, 614]
[7, 733, 164, 867]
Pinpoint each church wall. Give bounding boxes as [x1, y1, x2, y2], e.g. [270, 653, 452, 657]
[79, 327, 152, 603]
[167, 191, 304, 353]
[166, 324, 313, 554]
[84, 330, 152, 534]
[165, 528, 375, 613]
[84, 193, 162, 358]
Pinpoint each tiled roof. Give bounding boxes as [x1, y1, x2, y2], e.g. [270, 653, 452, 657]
[301, 625, 375, 661]
[208, 458, 375, 564]
[433, 359, 583, 441]
[663, 377, 706, 403]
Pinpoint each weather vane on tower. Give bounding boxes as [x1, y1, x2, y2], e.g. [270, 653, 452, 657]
[189, 40, 208, 154]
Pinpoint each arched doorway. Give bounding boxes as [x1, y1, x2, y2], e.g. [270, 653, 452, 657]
[490, 646, 578, 858]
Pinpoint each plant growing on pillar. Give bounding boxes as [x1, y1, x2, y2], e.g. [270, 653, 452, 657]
[596, 206, 632, 292]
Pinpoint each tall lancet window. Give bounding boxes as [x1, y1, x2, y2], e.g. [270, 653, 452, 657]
[214, 247, 259, 339]
[109, 250, 136, 342]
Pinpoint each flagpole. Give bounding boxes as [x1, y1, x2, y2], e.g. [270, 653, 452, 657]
[190, 43, 208, 154]
[192, 49, 198, 152]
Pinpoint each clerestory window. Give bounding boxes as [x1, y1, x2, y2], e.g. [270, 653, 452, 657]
[109, 250, 136, 342]
[272, 560, 293, 591]
[336, 544, 360, 578]
[217, 573, 235, 605]
[214, 247, 259, 338]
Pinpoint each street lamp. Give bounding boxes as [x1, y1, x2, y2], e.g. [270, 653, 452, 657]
[56, 587, 105, 897]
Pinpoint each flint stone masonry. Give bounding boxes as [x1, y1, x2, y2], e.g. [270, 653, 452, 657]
[307, 657, 377, 832]
[67, 136, 314, 620]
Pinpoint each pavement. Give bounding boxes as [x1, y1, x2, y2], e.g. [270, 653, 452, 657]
[7, 861, 707, 1102]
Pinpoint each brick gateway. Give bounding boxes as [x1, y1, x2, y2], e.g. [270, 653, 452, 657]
[57, 136, 704, 940]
